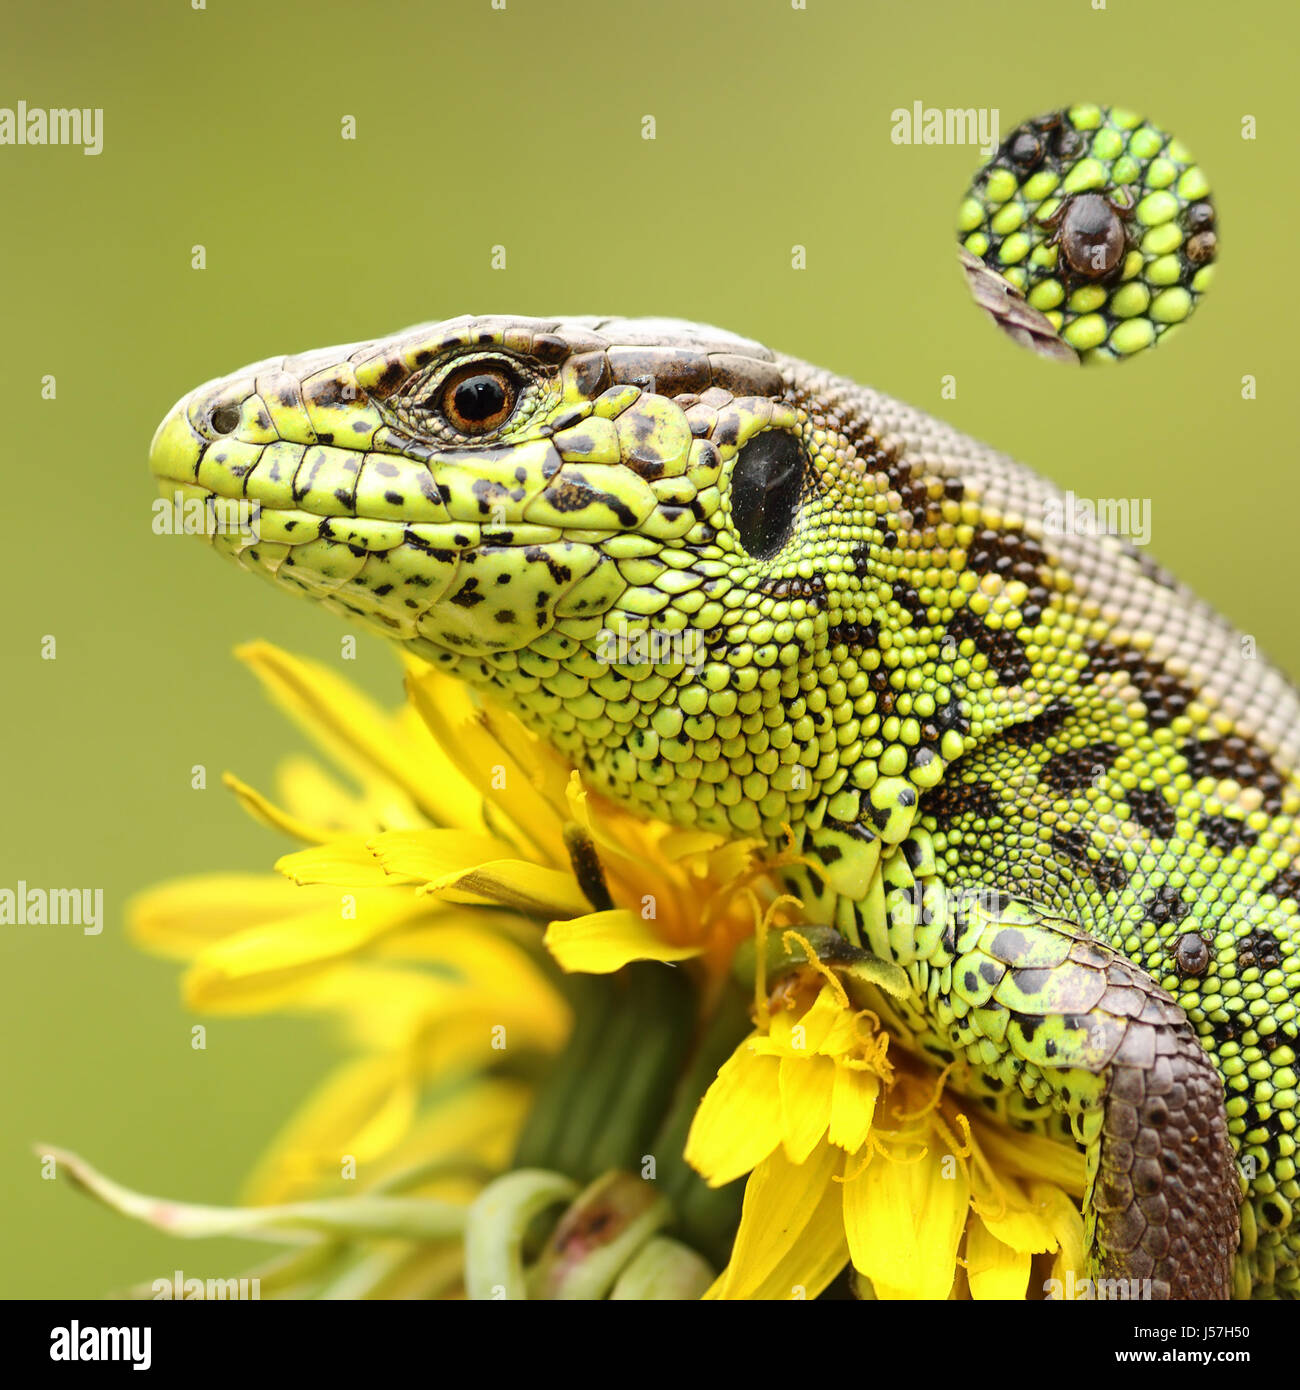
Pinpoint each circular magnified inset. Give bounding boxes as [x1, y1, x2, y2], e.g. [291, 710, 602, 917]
[957, 104, 1217, 364]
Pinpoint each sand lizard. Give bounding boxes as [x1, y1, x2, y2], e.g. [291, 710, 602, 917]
[149, 315, 1299, 1299]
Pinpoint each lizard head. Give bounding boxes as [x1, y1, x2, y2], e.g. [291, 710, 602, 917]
[150, 314, 969, 843]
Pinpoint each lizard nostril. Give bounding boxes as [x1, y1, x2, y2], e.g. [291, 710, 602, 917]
[209, 403, 242, 435]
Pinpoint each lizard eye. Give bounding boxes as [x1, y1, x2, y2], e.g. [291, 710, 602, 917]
[730, 430, 805, 560]
[438, 361, 519, 435]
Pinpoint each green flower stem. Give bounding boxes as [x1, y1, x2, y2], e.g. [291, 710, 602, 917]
[40, 1144, 467, 1244]
[505, 967, 752, 1281]
[583, 964, 694, 1177]
[609, 1236, 715, 1300]
[515, 963, 693, 1183]
[509, 972, 612, 1171]
[548, 971, 655, 1179]
[648, 980, 752, 1267]
[464, 1170, 579, 1300]
[314, 1242, 465, 1300]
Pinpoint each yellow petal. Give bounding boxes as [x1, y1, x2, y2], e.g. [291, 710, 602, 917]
[819, 1002, 887, 1057]
[413, 992, 570, 1080]
[236, 642, 450, 826]
[965, 1214, 1032, 1299]
[365, 830, 589, 916]
[366, 829, 515, 881]
[779, 1055, 834, 1163]
[544, 909, 702, 973]
[562, 775, 651, 868]
[674, 836, 763, 885]
[241, 1052, 416, 1204]
[841, 1139, 970, 1299]
[404, 665, 553, 849]
[477, 704, 574, 830]
[765, 984, 842, 1054]
[276, 754, 426, 834]
[366, 1077, 533, 1198]
[276, 838, 420, 887]
[657, 828, 734, 860]
[828, 1065, 879, 1152]
[706, 1140, 847, 1300]
[224, 772, 336, 845]
[311, 965, 489, 1047]
[385, 921, 562, 1016]
[685, 1046, 782, 1186]
[128, 874, 340, 960]
[206, 948, 567, 1059]
[379, 913, 537, 971]
[182, 894, 429, 1011]
[969, 1111, 1086, 1197]
[975, 1178, 1059, 1256]
[1031, 1181, 1087, 1292]
[423, 860, 591, 918]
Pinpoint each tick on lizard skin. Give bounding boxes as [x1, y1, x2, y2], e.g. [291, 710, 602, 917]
[1037, 186, 1137, 291]
[149, 314, 1297, 1299]
[956, 103, 1218, 362]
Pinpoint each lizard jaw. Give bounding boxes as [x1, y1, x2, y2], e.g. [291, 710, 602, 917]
[149, 379, 634, 657]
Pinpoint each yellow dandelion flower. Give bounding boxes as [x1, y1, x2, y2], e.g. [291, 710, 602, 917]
[686, 936, 1088, 1300]
[125, 642, 790, 1205]
[51, 643, 1089, 1301]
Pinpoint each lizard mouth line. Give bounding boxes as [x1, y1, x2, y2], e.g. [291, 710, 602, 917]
[151, 476, 624, 548]
[150, 476, 644, 659]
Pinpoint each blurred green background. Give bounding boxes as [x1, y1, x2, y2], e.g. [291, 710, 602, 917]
[1, 0, 1296, 1296]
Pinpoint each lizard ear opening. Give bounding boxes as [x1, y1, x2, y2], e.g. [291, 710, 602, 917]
[729, 430, 805, 561]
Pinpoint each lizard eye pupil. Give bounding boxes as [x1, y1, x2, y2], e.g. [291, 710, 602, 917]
[455, 378, 504, 420]
[439, 364, 517, 434]
[730, 431, 805, 560]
